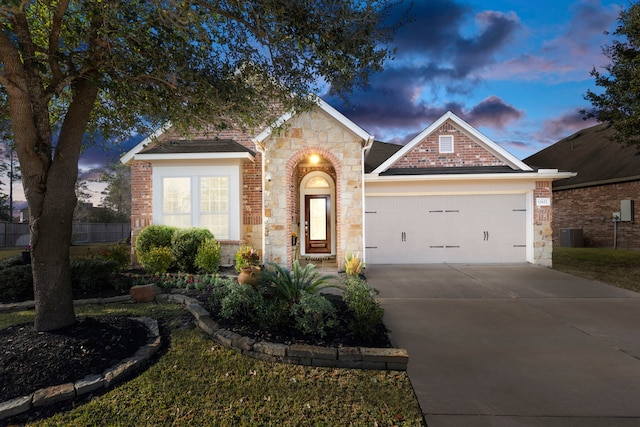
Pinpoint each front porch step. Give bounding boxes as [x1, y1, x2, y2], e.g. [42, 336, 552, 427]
[297, 256, 337, 270]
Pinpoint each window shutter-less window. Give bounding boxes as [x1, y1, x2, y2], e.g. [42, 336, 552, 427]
[439, 135, 454, 153]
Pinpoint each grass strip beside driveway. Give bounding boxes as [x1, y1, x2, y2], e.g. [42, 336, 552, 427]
[553, 247, 640, 293]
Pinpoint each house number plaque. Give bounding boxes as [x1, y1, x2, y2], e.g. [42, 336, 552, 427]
[536, 197, 551, 207]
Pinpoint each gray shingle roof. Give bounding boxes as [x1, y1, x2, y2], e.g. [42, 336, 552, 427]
[364, 141, 403, 173]
[380, 165, 529, 176]
[140, 139, 255, 156]
[524, 123, 640, 190]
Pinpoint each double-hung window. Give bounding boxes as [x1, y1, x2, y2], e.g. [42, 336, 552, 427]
[153, 163, 240, 240]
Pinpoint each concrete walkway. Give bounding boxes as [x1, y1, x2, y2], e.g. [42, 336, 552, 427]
[366, 264, 640, 427]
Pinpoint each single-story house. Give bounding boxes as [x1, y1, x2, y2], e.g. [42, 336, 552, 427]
[525, 123, 639, 249]
[121, 98, 573, 269]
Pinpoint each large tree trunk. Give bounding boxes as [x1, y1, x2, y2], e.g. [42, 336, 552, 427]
[31, 166, 79, 331]
[30, 79, 98, 331]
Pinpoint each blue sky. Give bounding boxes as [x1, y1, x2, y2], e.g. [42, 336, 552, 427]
[325, 0, 623, 159]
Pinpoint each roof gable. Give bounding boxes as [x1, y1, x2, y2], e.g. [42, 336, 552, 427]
[524, 123, 640, 189]
[252, 97, 373, 145]
[371, 111, 532, 174]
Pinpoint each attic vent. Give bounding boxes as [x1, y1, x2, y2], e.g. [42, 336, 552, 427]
[439, 135, 454, 153]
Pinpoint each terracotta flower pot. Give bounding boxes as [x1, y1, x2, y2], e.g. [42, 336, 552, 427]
[238, 266, 261, 286]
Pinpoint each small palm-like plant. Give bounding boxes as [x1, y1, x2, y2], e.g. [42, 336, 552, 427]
[261, 260, 336, 304]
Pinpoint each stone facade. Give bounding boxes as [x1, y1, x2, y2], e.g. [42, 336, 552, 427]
[553, 181, 639, 249]
[261, 108, 365, 269]
[392, 121, 507, 168]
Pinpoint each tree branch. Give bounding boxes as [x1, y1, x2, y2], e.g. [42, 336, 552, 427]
[48, 0, 70, 90]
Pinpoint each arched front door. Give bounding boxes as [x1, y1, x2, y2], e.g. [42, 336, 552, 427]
[300, 172, 335, 256]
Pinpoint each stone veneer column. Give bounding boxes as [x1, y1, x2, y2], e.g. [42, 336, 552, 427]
[533, 180, 553, 267]
[262, 108, 364, 269]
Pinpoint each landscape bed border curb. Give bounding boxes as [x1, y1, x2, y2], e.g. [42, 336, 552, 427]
[0, 315, 160, 421]
[159, 293, 409, 372]
[0, 289, 408, 420]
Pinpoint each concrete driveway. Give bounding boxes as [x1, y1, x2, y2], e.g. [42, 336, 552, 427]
[366, 264, 640, 427]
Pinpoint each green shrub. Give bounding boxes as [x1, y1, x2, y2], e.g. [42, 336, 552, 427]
[194, 238, 222, 273]
[208, 278, 235, 313]
[135, 225, 177, 268]
[70, 258, 120, 292]
[0, 265, 34, 301]
[341, 276, 384, 339]
[98, 243, 130, 271]
[289, 291, 337, 337]
[219, 282, 265, 324]
[171, 228, 214, 273]
[143, 246, 173, 274]
[234, 245, 260, 272]
[261, 260, 336, 304]
[0, 255, 25, 270]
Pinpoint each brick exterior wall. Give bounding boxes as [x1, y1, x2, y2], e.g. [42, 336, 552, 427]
[553, 181, 639, 249]
[128, 125, 264, 264]
[392, 121, 507, 168]
[129, 160, 153, 263]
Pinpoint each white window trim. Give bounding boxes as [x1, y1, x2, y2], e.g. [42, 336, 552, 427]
[152, 162, 241, 240]
[439, 135, 454, 153]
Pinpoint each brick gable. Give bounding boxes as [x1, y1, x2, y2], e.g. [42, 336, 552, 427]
[391, 121, 507, 169]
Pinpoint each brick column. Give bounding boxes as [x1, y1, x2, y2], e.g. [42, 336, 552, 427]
[533, 180, 553, 267]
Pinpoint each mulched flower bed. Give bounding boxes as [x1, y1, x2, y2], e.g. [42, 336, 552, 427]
[1, 283, 391, 409]
[169, 288, 392, 349]
[0, 316, 149, 403]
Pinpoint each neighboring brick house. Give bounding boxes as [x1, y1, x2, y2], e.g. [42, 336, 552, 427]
[122, 101, 572, 269]
[525, 123, 639, 249]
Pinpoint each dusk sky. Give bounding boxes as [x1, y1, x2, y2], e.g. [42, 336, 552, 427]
[326, 0, 622, 159]
[2, 0, 626, 209]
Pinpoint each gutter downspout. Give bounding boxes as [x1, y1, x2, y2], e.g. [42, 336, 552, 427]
[361, 136, 375, 267]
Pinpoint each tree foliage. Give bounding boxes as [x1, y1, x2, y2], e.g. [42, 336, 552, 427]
[583, 2, 640, 146]
[0, 0, 397, 331]
[99, 162, 130, 222]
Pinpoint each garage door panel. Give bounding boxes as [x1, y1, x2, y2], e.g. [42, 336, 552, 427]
[366, 194, 527, 264]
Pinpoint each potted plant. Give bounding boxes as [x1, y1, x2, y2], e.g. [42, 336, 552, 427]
[235, 245, 261, 285]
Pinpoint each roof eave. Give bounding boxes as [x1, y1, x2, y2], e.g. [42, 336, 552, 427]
[120, 122, 172, 164]
[365, 170, 576, 182]
[133, 152, 255, 162]
[251, 97, 373, 145]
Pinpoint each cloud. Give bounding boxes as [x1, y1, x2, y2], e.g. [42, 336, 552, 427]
[464, 96, 524, 129]
[327, 1, 522, 138]
[536, 109, 599, 144]
[481, 0, 620, 82]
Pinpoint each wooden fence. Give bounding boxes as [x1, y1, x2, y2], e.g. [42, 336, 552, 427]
[0, 222, 130, 247]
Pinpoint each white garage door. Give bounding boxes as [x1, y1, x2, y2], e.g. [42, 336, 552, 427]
[365, 194, 526, 264]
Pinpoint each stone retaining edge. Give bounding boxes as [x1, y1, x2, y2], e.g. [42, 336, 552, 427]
[0, 317, 160, 421]
[157, 293, 409, 372]
[0, 288, 409, 420]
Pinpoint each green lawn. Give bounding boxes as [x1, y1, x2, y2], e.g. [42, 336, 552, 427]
[553, 247, 640, 293]
[3, 302, 425, 426]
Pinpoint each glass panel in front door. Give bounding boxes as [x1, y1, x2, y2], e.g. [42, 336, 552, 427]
[309, 198, 327, 240]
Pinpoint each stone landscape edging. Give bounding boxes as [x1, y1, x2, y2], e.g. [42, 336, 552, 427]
[158, 292, 409, 372]
[0, 288, 409, 420]
[0, 316, 160, 421]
